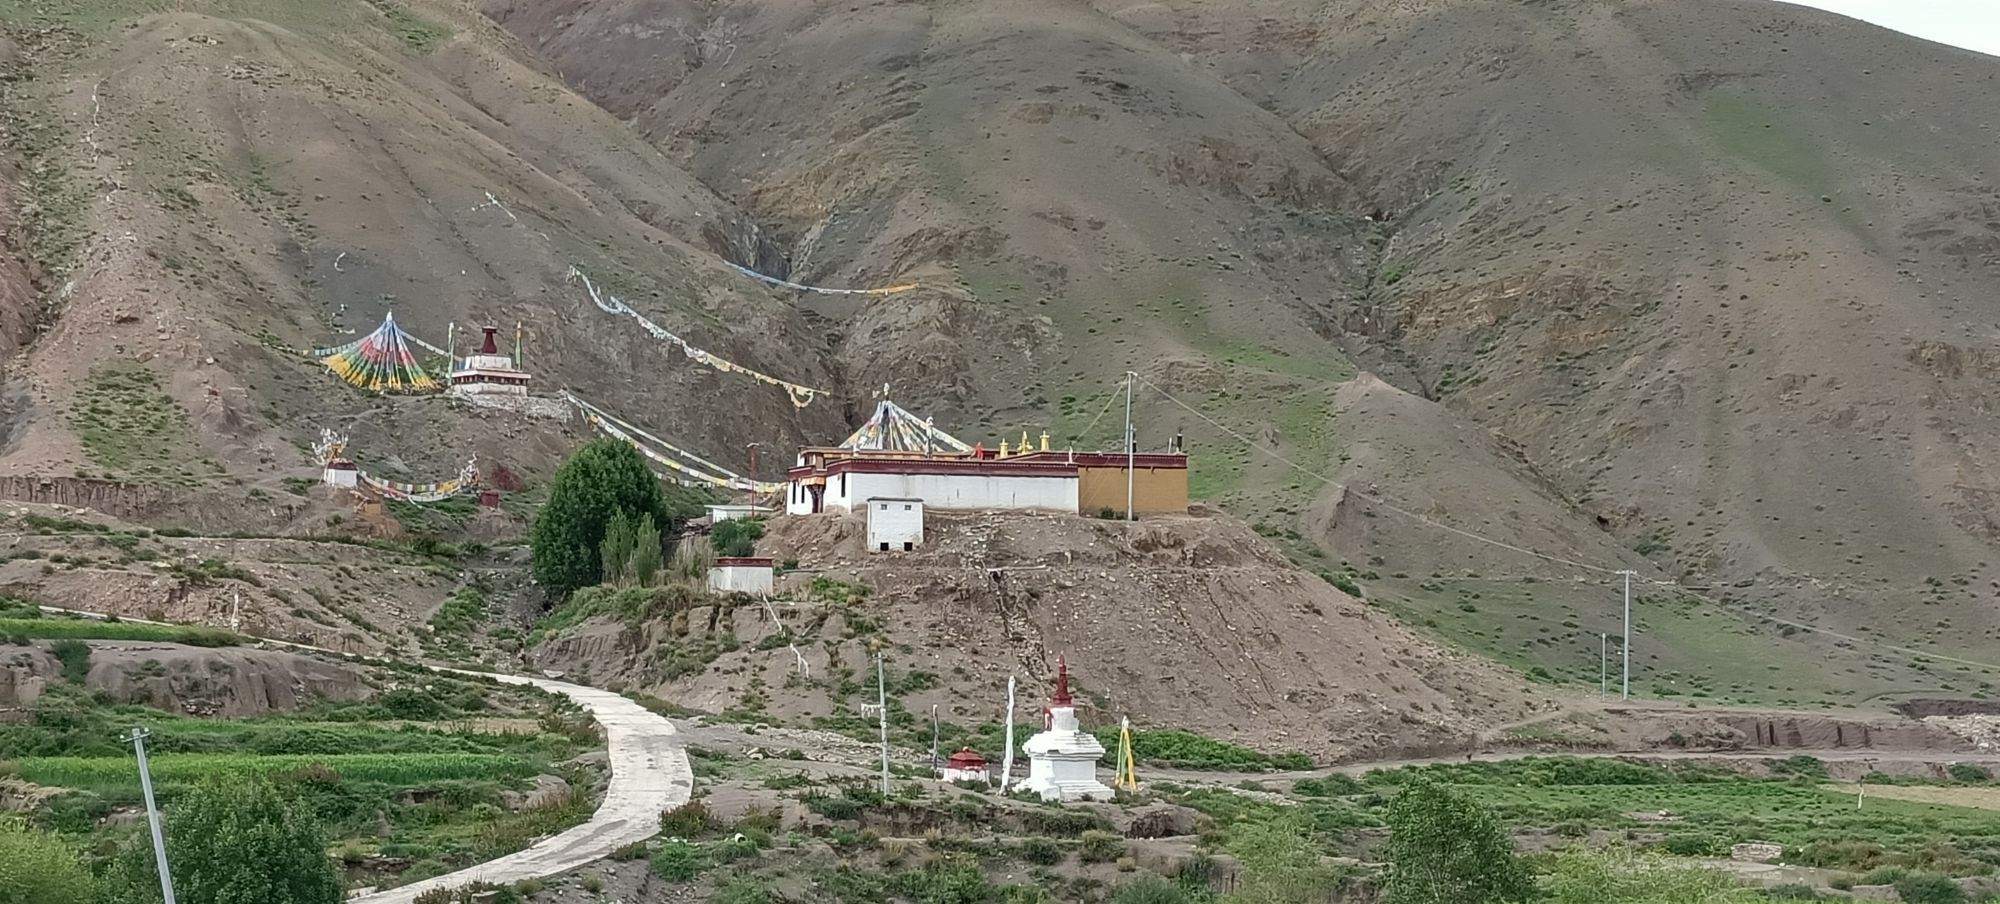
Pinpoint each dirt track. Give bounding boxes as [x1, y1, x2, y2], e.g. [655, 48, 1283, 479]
[349, 677, 692, 904]
[38, 607, 695, 901]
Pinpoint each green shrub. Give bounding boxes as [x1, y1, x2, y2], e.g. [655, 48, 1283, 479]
[1662, 833, 1725, 857]
[1078, 830, 1124, 864]
[711, 519, 764, 558]
[1892, 873, 1966, 904]
[1293, 774, 1365, 797]
[1015, 836, 1064, 865]
[1763, 884, 1821, 900]
[608, 841, 648, 861]
[579, 872, 606, 893]
[650, 841, 709, 881]
[805, 794, 865, 821]
[1111, 875, 1193, 904]
[1022, 807, 1108, 836]
[50, 640, 90, 684]
[1948, 763, 1991, 784]
[659, 799, 716, 838]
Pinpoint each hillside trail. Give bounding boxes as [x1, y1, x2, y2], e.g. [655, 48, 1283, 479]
[38, 606, 693, 902]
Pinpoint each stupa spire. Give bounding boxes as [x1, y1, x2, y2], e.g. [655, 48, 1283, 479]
[1052, 656, 1073, 707]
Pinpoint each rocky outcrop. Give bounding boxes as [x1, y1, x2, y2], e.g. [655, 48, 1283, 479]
[6, 641, 372, 716]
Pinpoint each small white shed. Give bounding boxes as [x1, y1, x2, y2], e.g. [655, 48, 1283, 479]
[705, 504, 772, 524]
[708, 557, 775, 594]
[866, 497, 924, 552]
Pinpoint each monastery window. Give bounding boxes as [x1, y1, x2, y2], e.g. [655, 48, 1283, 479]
[903, 504, 912, 511]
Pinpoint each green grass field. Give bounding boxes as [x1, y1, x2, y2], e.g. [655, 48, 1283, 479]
[0, 617, 242, 647]
[17, 753, 531, 794]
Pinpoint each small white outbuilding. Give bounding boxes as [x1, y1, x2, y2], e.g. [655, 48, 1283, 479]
[865, 497, 924, 552]
[707, 557, 775, 594]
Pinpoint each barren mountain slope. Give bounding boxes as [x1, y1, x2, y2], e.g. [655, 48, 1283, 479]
[0, 1, 847, 493]
[1089, 0, 2000, 658]
[490, 0, 2000, 702]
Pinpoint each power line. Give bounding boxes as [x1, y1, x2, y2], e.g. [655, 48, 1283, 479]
[1065, 381, 1125, 448]
[1131, 373, 2000, 677]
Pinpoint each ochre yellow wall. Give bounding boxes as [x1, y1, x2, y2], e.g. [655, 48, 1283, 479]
[1077, 466, 1188, 515]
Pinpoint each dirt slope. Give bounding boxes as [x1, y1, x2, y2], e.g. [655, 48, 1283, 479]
[0, 0, 1997, 710]
[534, 509, 1553, 761]
[486, 0, 2000, 703]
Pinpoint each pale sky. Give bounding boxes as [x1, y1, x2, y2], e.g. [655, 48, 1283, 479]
[1772, 1, 2000, 57]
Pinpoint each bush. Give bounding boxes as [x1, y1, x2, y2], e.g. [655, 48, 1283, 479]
[650, 841, 709, 881]
[1892, 873, 1967, 904]
[1111, 875, 1193, 904]
[1763, 884, 1821, 900]
[1948, 763, 1991, 784]
[608, 841, 649, 861]
[50, 639, 90, 684]
[711, 519, 764, 558]
[1078, 830, 1124, 864]
[1015, 836, 1065, 865]
[659, 800, 717, 838]
[580, 873, 606, 893]
[1385, 782, 1532, 904]
[1662, 833, 1725, 857]
[1293, 774, 1365, 797]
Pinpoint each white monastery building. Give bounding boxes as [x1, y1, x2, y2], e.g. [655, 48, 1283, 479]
[865, 497, 925, 552]
[783, 400, 1189, 518]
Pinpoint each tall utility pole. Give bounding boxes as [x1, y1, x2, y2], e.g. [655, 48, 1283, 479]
[1124, 371, 1136, 522]
[1617, 570, 1636, 700]
[875, 654, 891, 795]
[745, 442, 761, 488]
[1599, 633, 1608, 696]
[126, 728, 177, 904]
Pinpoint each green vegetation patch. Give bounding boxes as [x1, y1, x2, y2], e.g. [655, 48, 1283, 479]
[69, 360, 215, 485]
[364, 0, 451, 51]
[17, 752, 530, 794]
[0, 617, 241, 646]
[1091, 727, 1312, 771]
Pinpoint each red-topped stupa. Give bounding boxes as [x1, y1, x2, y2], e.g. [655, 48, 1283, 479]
[1021, 656, 1113, 801]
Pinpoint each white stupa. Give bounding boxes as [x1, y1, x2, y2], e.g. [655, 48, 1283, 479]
[447, 325, 531, 399]
[1021, 656, 1115, 802]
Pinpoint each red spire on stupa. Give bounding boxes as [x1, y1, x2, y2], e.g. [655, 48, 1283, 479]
[478, 326, 500, 355]
[1051, 655, 1073, 707]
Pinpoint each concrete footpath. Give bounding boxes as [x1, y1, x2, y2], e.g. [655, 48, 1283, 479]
[350, 676, 692, 902]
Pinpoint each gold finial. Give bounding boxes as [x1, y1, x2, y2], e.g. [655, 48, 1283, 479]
[999, 439, 1010, 457]
[1020, 430, 1031, 454]
[1040, 430, 1051, 452]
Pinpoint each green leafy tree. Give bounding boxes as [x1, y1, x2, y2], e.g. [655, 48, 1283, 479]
[109, 777, 342, 904]
[631, 514, 663, 587]
[1223, 815, 1343, 904]
[0, 818, 97, 904]
[531, 439, 668, 595]
[1384, 782, 1532, 904]
[710, 518, 763, 557]
[598, 510, 636, 586]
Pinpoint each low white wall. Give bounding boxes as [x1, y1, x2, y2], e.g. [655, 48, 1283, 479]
[828, 472, 1077, 512]
[866, 499, 924, 551]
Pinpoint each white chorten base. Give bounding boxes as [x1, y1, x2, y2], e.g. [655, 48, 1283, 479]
[1022, 706, 1114, 802]
[1021, 753, 1114, 802]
